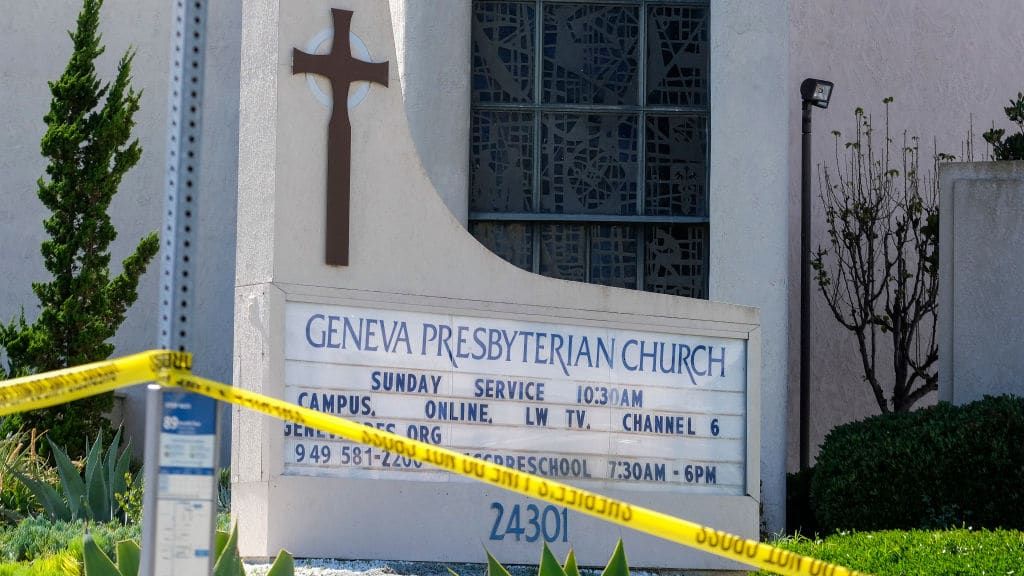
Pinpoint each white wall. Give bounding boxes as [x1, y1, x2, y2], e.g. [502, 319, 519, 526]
[709, 0, 791, 532]
[788, 0, 1024, 467]
[939, 161, 1024, 404]
[389, 0, 471, 225]
[0, 0, 240, 457]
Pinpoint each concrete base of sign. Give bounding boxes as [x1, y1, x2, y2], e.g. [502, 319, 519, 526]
[234, 0, 763, 569]
[237, 478, 756, 569]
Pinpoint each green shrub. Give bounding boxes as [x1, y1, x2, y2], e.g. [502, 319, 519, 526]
[0, 552, 80, 576]
[112, 472, 142, 526]
[750, 529, 1024, 575]
[812, 395, 1024, 533]
[983, 91, 1024, 160]
[0, 517, 137, 562]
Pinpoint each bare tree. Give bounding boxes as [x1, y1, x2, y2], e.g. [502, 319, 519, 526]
[812, 98, 947, 413]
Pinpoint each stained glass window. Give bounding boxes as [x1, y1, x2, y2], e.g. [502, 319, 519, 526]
[470, 0, 710, 298]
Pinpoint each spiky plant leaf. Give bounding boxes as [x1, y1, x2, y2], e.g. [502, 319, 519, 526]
[48, 437, 85, 519]
[83, 435, 102, 511]
[11, 468, 70, 520]
[108, 433, 131, 518]
[116, 539, 141, 576]
[85, 434, 110, 522]
[485, 549, 513, 576]
[83, 528, 123, 576]
[112, 440, 132, 496]
[213, 525, 245, 576]
[266, 549, 295, 576]
[214, 529, 231, 560]
[599, 540, 629, 576]
[105, 429, 122, 497]
[563, 549, 581, 576]
[539, 542, 569, 576]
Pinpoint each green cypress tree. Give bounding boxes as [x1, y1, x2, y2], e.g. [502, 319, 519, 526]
[0, 0, 159, 457]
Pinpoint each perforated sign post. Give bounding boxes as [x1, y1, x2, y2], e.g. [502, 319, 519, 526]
[139, 0, 219, 574]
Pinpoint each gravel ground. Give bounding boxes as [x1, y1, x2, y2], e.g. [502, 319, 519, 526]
[244, 559, 507, 576]
[244, 559, 663, 576]
[243, 557, 499, 573]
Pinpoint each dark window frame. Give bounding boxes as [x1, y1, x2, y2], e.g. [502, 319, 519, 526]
[470, 0, 710, 298]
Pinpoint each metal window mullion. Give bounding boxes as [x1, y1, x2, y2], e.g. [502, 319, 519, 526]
[703, 4, 711, 296]
[473, 102, 708, 114]
[583, 224, 592, 283]
[703, 2, 712, 222]
[636, 1, 648, 291]
[531, 0, 544, 274]
[544, 0, 707, 5]
[637, 0, 648, 218]
[532, 222, 541, 273]
[637, 224, 646, 291]
[702, 221, 711, 297]
[469, 211, 709, 224]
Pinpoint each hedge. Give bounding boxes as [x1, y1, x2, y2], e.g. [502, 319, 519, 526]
[811, 394, 1024, 533]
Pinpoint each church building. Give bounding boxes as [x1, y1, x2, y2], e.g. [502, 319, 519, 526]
[2, 0, 1022, 567]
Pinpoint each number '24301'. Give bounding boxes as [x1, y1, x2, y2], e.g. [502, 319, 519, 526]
[489, 502, 568, 543]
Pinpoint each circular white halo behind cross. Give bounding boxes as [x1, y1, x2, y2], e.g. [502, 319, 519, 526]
[304, 28, 374, 110]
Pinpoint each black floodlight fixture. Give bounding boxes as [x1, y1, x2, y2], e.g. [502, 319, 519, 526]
[798, 76, 835, 471]
[801, 78, 834, 109]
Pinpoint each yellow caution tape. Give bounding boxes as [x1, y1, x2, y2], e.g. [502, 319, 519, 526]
[169, 371, 870, 576]
[0, 351, 868, 575]
[0, 350, 189, 417]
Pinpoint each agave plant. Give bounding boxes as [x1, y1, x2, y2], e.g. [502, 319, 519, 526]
[12, 429, 132, 522]
[0, 425, 58, 524]
[83, 524, 294, 576]
[455, 539, 630, 576]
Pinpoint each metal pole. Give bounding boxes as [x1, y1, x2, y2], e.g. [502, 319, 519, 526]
[139, 384, 162, 576]
[140, 0, 216, 573]
[799, 102, 812, 471]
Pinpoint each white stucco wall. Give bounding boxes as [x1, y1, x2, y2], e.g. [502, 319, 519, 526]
[389, 0, 471, 225]
[709, 0, 790, 532]
[0, 0, 241, 458]
[939, 162, 1024, 404]
[788, 0, 1024, 467]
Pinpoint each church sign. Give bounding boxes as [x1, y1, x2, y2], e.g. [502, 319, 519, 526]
[283, 302, 747, 499]
[233, 1, 761, 569]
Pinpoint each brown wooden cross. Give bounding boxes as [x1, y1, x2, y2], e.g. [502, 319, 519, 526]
[293, 9, 389, 266]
